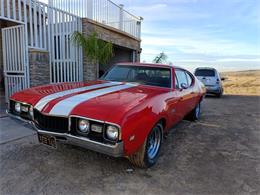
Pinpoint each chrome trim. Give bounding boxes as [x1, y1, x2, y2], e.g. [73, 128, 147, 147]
[69, 115, 122, 140]
[9, 99, 34, 120]
[7, 111, 124, 157]
[33, 109, 69, 118]
[10, 99, 32, 106]
[35, 127, 124, 157]
[6, 110, 34, 125]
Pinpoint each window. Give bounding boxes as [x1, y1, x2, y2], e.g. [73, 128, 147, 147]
[195, 69, 215, 77]
[101, 65, 171, 88]
[175, 69, 188, 88]
[102, 66, 131, 81]
[185, 72, 193, 86]
[175, 74, 179, 88]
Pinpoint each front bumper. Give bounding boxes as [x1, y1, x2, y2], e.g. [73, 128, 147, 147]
[205, 85, 221, 94]
[7, 111, 124, 157]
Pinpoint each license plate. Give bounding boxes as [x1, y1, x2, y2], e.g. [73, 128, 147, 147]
[38, 134, 57, 149]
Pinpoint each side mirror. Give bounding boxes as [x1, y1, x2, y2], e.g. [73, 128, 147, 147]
[221, 77, 225, 81]
[181, 83, 188, 89]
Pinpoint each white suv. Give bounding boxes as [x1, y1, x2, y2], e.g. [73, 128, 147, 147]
[194, 67, 224, 97]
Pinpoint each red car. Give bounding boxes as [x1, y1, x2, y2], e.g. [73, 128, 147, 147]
[8, 63, 205, 167]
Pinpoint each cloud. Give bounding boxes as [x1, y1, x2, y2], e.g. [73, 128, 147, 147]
[127, 3, 210, 21]
[141, 35, 259, 56]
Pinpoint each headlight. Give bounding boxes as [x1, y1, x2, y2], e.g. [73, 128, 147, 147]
[106, 125, 119, 141]
[15, 102, 21, 113]
[78, 119, 90, 133]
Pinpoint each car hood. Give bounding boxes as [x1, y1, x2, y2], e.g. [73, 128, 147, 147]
[11, 80, 169, 123]
[69, 84, 168, 124]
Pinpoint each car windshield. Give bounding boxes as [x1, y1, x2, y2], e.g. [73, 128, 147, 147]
[195, 69, 215, 77]
[101, 65, 172, 88]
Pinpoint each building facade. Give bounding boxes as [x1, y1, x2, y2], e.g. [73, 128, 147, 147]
[0, 0, 142, 102]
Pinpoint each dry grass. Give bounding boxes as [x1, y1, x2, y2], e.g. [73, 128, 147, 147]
[221, 70, 260, 96]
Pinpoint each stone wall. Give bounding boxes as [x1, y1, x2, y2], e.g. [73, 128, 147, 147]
[82, 18, 141, 81]
[82, 18, 141, 51]
[28, 49, 50, 87]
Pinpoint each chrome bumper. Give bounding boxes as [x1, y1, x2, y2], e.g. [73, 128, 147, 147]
[205, 86, 221, 94]
[6, 111, 124, 157]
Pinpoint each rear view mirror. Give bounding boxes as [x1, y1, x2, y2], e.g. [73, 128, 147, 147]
[221, 77, 226, 81]
[181, 83, 188, 89]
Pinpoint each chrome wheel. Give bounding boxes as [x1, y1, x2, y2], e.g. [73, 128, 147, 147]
[195, 103, 200, 119]
[147, 125, 162, 159]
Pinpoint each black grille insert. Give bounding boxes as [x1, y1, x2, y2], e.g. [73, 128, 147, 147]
[33, 109, 68, 133]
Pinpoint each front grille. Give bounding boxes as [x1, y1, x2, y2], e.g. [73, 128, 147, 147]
[33, 109, 68, 133]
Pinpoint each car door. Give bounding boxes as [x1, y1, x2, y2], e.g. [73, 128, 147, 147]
[174, 69, 191, 118]
[184, 70, 198, 112]
[166, 71, 183, 126]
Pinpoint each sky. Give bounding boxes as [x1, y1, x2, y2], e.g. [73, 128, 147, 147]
[112, 0, 260, 72]
[41, 0, 260, 72]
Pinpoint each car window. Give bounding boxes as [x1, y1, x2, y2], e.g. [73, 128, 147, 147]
[104, 66, 132, 80]
[101, 65, 172, 88]
[175, 69, 188, 88]
[185, 72, 193, 86]
[195, 69, 215, 77]
[174, 74, 179, 88]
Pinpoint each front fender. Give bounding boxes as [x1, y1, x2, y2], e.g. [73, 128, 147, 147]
[120, 101, 168, 156]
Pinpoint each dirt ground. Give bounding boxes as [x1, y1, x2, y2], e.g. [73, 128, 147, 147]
[0, 95, 260, 195]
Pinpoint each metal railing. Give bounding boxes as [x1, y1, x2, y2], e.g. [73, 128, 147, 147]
[1, 0, 83, 83]
[49, 0, 142, 39]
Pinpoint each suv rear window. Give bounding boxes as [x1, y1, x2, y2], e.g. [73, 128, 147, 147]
[195, 69, 215, 77]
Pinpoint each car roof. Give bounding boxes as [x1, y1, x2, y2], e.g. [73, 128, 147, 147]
[195, 67, 217, 71]
[116, 62, 183, 69]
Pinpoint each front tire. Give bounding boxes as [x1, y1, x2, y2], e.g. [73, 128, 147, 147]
[129, 123, 163, 168]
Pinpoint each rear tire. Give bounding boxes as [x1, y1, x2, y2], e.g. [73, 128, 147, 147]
[216, 88, 223, 98]
[129, 123, 163, 168]
[187, 101, 201, 121]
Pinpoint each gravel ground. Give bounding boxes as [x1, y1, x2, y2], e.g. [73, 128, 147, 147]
[0, 95, 260, 195]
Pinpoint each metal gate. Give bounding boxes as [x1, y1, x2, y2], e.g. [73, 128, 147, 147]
[2, 25, 29, 102]
[48, 5, 83, 83]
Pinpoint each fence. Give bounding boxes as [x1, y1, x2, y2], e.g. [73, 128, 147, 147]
[50, 0, 142, 39]
[1, 0, 83, 87]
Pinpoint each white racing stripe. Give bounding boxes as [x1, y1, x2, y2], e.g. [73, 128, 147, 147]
[35, 82, 121, 111]
[49, 83, 137, 116]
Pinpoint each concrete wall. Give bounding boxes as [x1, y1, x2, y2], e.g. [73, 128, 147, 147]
[82, 18, 141, 81]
